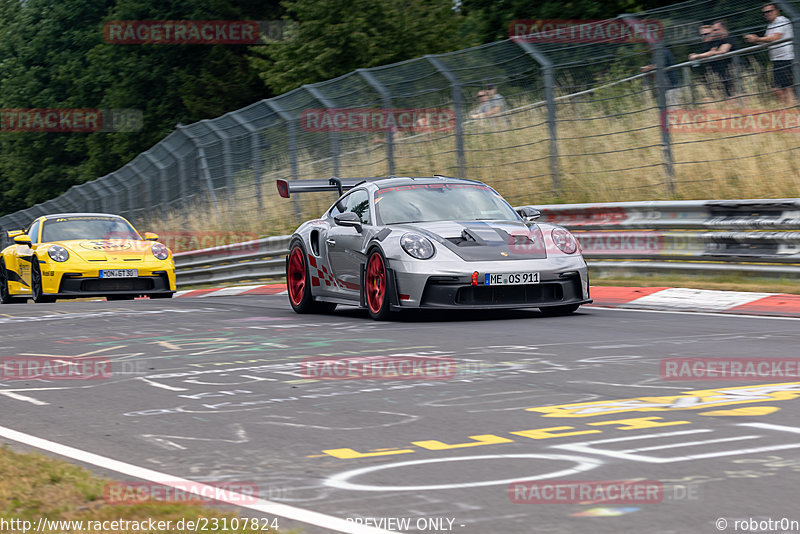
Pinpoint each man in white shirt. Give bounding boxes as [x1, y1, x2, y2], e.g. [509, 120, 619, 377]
[745, 3, 795, 104]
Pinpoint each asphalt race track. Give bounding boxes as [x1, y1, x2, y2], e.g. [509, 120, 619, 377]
[2, 295, 800, 533]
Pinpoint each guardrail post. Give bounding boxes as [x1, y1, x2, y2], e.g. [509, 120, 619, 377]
[357, 68, 395, 176]
[776, 0, 800, 106]
[265, 100, 302, 220]
[513, 39, 560, 195]
[425, 55, 466, 179]
[305, 85, 341, 178]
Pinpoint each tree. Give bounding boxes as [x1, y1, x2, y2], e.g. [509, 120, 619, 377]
[250, 0, 466, 95]
[0, 0, 280, 216]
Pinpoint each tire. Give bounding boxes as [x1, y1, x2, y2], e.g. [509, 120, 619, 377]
[286, 240, 336, 314]
[0, 259, 25, 304]
[364, 248, 391, 321]
[31, 259, 56, 303]
[539, 304, 580, 316]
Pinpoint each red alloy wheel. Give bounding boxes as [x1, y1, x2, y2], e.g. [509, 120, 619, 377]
[287, 247, 306, 306]
[366, 252, 386, 314]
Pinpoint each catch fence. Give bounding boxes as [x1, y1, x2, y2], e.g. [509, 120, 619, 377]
[2, 0, 800, 242]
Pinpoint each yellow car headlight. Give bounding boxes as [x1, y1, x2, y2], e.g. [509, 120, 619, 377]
[151, 243, 169, 260]
[48, 245, 70, 262]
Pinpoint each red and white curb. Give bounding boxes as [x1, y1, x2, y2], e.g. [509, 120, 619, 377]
[175, 284, 800, 317]
[175, 284, 287, 298]
[588, 286, 800, 317]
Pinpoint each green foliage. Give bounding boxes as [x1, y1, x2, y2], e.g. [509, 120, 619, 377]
[250, 0, 466, 95]
[0, 0, 279, 216]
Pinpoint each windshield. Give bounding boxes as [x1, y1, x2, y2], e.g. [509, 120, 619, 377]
[41, 216, 141, 242]
[375, 183, 520, 224]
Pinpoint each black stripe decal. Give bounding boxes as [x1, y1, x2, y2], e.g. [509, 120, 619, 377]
[6, 269, 29, 288]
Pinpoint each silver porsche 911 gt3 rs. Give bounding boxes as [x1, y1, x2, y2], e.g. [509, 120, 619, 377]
[278, 175, 591, 320]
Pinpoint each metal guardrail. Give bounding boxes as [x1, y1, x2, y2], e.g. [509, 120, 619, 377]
[173, 199, 800, 287]
[174, 235, 289, 287]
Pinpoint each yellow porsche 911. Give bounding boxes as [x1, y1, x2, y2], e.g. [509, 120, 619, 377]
[0, 213, 176, 303]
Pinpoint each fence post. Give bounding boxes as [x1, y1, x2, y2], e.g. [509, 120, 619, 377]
[513, 39, 560, 195]
[204, 121, 236, 209]
[71, 184, 95, 214]
[776, 0, 800, 105]
[683, 66, 695, 106]
[622, 14, 675, 196]
[142, 153, 170, 216]
[264, 100, 302, 220]
[358, 68, 395, 176]
[179, 128, 221, 218]
[159, 139, 189, 214]
[425, 55, 466, 179]
[229, 112, 264, 211]
[304, 85, 341, 177]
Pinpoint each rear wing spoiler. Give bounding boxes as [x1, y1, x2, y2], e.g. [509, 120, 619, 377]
[277, 177, 374, 198]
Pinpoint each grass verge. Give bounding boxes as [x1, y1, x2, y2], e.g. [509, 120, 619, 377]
[591, 272, 800, 295]
[0, 445, 298, 533]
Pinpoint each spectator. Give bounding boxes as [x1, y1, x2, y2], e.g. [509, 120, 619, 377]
[689, 20, 736, 98]
[745, 3, 795, 105]
[470, 84, 507, 119]
[641, 45, 681, 109]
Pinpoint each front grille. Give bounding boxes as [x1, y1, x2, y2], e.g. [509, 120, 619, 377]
[81, 278, 153, 291]
[455, 283, 563, 305]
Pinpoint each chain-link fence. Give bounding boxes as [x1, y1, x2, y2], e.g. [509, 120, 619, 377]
[2, 0, 800, 243]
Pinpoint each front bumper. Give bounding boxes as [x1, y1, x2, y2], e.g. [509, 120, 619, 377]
[418, 273, 590, 309]
[390, 255, 591, 310]
[53, 271, 174, 297]
[40, 260, 176, 298]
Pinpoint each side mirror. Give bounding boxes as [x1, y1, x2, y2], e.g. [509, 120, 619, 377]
[516, 206, 541, 222]
[334, 212, 363, 232]
[143, 232, 159, 241]
[13, 234, 32, 247]
[7, 230, 23, 239]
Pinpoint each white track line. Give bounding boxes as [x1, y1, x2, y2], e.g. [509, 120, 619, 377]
[0, 425, 394, 534]
[588, 306, 800, 321]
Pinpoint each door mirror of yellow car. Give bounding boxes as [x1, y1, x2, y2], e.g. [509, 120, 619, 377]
[7, 230, 23, 238]
[143, 232, 159, 241]
[13, 234, 32, 247]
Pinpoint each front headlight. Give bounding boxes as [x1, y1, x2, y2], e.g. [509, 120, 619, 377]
[151, 242, 170, 260]
[48, 245, 69, 262]
[551, 228, 578, 254]
[400, 233, 435, 259]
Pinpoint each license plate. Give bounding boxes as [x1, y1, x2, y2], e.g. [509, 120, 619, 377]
[484, 272, 540, 285]
[99, 269, 138, 278]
